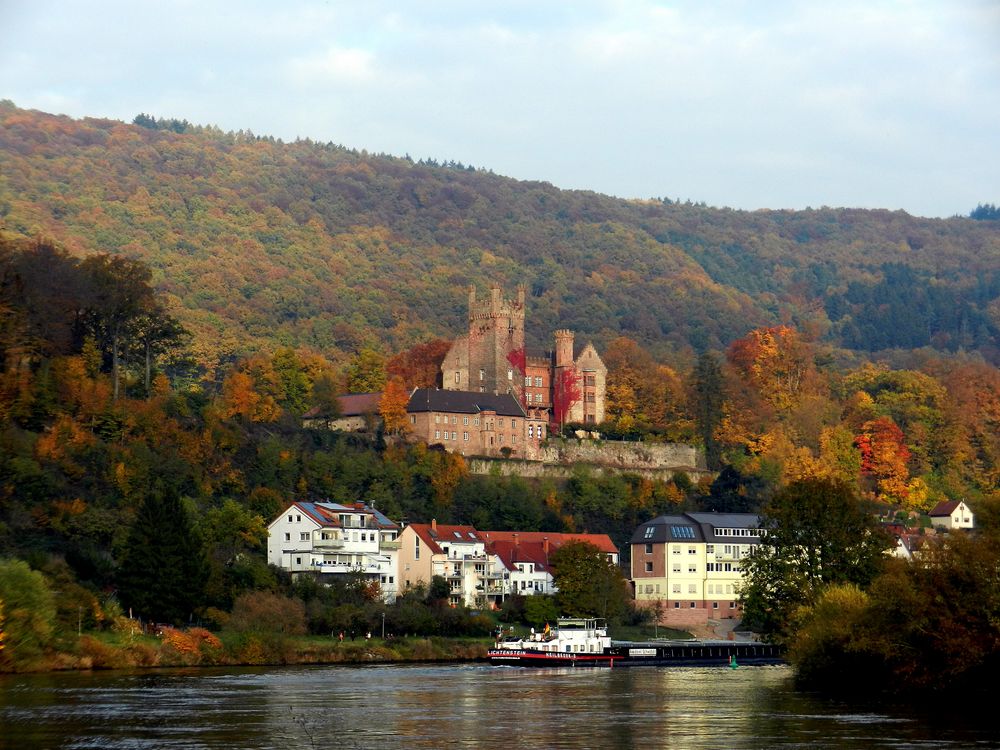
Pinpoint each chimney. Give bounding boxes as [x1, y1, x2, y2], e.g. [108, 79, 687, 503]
[513, 533, 519, 549]
[431, 518, 437, 533]
[543, 536, 550, 555]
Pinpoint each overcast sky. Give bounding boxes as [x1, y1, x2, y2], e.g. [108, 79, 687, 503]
[1, 1, 998, 218]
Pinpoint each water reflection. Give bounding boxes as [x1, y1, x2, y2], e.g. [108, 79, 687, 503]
[1, 664, 996, 749]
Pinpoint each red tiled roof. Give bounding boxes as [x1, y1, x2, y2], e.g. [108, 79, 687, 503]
[407, 523, 481, 555]
[487, 540, 552, 572]
[303, 393, 382, 419]
[479, 530, 618, 555]
[929, 500, 961, 517]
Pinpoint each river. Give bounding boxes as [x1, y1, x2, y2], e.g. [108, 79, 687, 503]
[0, 664, 995, 749]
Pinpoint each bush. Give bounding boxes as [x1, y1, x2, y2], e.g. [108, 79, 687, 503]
[227, 592, 306, 636]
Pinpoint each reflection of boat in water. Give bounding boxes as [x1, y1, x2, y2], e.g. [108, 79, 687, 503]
[488, 617, 783, 668]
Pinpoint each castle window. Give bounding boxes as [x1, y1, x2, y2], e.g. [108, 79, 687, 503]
[479, 369, 485, 381]
[434, 415, 440, 424]
[410, 415, 416, 424]
[528, 425, 534, 438]
[435, 430, 440, 439]
[524, 376, 531, 386]
[474, 417, 480, 426]
[463, 416, 469, 425]
[535, 377, 542, 387]
[463, 432, 469, 441]
[507, 369, 513, 380]
[455, 371, 460, 384]
[451, 416, 457, 425]
[511, 419, 517, 428]
[585, 415, 596, 423]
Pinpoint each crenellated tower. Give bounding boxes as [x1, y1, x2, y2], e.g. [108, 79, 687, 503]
[465, 283, 526, 397]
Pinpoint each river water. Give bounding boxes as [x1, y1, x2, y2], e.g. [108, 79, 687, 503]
[0, 663, 995, 749]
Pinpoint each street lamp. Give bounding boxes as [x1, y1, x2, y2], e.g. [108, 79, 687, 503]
[381, 610, 386, 640]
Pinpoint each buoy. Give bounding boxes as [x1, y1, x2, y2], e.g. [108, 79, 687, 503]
[729, 655, 739, 669]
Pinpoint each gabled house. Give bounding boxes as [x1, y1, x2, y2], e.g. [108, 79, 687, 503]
[928, 500, 974, 530]
[480, 531, 620, 598]
[396, 521, 502, 608]
[267, 501, 401, 601]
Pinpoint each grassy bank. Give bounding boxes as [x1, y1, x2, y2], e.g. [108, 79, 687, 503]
[2, 628, 494, 673]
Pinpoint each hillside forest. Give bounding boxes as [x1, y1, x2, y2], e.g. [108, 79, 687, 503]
[1, 103, 999, 673]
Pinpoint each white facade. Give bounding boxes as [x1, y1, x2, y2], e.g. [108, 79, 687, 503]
[267, 502, 400, 601]
[930, 501, 974, 530]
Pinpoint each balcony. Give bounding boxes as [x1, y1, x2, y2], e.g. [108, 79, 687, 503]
[313, 538, 345, 549]
[380, 539, 401, 551]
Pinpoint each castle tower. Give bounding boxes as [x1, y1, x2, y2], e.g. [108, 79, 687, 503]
[554, 329, 575, 368]
[465, 283, 526, 397]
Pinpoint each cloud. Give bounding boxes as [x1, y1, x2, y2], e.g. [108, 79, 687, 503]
[286, 46, 378, 86]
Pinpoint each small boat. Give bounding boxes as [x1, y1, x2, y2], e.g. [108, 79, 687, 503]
[488, 617, 783, 668]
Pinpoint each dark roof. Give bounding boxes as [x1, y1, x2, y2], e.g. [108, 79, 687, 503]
[631, 512, 761, 544]
[406, 388, 526, 417]
[929, 500, 962, 517]
[281, 501, 398, 530]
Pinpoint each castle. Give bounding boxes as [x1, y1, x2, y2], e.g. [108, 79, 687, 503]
[439, 283, 607, 430]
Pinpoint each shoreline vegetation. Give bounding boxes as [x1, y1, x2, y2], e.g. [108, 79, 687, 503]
[7, 631, 495, 674]
[2, 622, 695, 675]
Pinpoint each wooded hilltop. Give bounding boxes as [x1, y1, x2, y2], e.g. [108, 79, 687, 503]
[1, 103, 998, 686]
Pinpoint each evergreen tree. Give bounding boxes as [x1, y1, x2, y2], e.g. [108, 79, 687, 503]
[117, 486, 208, 625]
[692, 353, 724, 469]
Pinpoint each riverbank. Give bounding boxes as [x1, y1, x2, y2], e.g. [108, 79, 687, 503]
[1, 629, 494, 674]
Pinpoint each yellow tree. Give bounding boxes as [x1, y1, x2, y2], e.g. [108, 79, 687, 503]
[379, 377, 411, 435]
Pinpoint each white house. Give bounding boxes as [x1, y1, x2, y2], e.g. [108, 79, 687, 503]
[267, 501, 401, 601]
[928, 500, 975, 530]
[397, 522, 504, 608]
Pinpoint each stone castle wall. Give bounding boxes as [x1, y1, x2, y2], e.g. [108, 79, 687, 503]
[466, 439, 709, 482]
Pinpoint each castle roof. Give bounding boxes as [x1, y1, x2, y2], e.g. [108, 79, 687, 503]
[406, 388, 526, 417]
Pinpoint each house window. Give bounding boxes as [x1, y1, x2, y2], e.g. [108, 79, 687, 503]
[672, 564, 681, 573]
[284, 532, 291, 541]
[713, 602, 719, 609]
[479, 369, 485, 381]
[524, 376, 531, 386]
[435, 430, 440, 439]
[688, 564, 697, 573]
[706, 544, 714, 554]
[463, 416, 469, 425]
[674, 602, 680, 609]
[688, 584, 697, 593]
[672, 584, 681, 593]
[474, 417, 480, 426]
[295, 557, 301, 565]
[414, 537, 420, 560]
[455, 371, 460, 384]
[688, 547, 697, 555]
[287, 515, 292, 522]
[511, 419, 517, 428]
[645, 543, 653, 554]
[463, 432, 469, 441]
[435, 415, 440, 424]
[507, 369, 513, 380]
[645, 562, 653, 572]
[512, 435, 516, 444]
[410, 415, 416, 424]
[498, 418, 504, 427]
[296, 515, 301, 522]
[452, 431, 457, 440]
[528, 425, 534, 438]
[585, 415, 595, 423]
[300, 532, 310, 541]
[535, 377, 542, 387]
